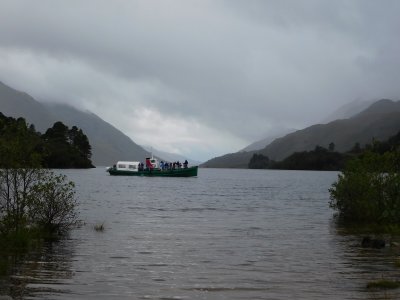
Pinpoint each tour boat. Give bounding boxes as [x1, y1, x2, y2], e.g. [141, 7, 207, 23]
[106, 157, 198, 177]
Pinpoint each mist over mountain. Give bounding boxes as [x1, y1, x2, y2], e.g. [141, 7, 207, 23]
[322, 99, 376, 123]
[0, 81, 150, 166]
[0, 81, 55, 131]
[202, 99, 400, 168]
[241, 127, 296, 152]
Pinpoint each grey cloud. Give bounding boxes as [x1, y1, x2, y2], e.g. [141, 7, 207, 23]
[0, 0, 399, 160]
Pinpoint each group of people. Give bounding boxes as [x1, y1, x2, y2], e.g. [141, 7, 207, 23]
[160, 160, 189, 170]
[137, 159, 189, 171]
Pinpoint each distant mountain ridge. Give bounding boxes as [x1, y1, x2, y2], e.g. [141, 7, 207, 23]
[0, 81, 150, 166]
[260, 99, 400, 161]
[202, 99, 400, 168]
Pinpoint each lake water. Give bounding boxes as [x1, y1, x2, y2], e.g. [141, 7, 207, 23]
[1, 168, 400, 299]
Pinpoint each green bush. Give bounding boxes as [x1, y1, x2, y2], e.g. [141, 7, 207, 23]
[0, 168, 78, 237]
[29, 172, 77, 234]
[29, 172, 77, 233]
[329, 150, 400, 224]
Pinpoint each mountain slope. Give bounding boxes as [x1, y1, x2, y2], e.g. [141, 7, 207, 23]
[259, 99, 400, 161]
[240, 127, 295, 152]
[201, 151, 255, 168]
[322, 99, 375, 123]
[0, 81, 56, 130]
[202, 99, 400, 168]
[0, 81, 150, 166]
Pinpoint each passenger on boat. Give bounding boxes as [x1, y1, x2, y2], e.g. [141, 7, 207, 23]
[138, 162, 144, 171]
[183, 160, 188, 168]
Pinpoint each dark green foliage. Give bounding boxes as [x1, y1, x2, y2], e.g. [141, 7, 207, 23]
[349, 142, 362, 154]
[42, 121, 94, 168]
[272, 146, 348, 171]
[0, 167, 78, 236]
[247, 145, 348, 171]
[366, 279, 400, 289]
[69, 126, 92, 165]
[0, 113, 94, 168]
[28, 172, 77, 234]
[364, 132, 400, 155]
[0, 113, 43, 168]
[329, 150, 400, 224]
[248, 154, 270, 169]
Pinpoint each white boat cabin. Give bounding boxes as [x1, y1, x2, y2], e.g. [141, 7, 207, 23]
[116, 161, 141, 172]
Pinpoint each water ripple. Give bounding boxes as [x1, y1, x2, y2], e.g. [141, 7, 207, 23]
[2, 169, 400, 300]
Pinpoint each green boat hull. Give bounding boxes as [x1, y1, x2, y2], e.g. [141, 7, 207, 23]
[108, 166, 198, 177]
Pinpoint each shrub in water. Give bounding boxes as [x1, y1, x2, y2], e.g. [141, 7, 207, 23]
[29, 171, 77, 234]
[0, 168, 78, 237]
[329, 150, 400, 224]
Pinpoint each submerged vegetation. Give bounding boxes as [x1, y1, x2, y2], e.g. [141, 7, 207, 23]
[94, 222, 105, 232]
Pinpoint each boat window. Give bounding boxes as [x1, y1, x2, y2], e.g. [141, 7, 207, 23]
[118, 164, 126, 169]
[128, 165, 137, 170]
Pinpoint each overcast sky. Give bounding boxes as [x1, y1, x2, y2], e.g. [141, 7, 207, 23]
[0, 0, 399, 161]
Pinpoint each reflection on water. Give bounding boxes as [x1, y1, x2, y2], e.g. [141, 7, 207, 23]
[1, 239, 74, 299]
[1, 168, 400, 299]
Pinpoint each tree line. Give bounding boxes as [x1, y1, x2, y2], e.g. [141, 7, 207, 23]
[248, 131, 400, 171]
[0, 112, 94, 169]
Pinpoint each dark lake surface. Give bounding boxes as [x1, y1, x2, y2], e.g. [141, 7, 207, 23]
[1, 168, 400, 299]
